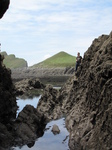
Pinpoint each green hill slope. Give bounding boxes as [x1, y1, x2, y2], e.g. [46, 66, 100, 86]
[1, 51, 28, 69]
[32, 51, 76, 68]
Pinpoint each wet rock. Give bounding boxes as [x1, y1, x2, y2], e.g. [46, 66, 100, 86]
[14, 105, 47, 145]
[51, 124, 60, 135]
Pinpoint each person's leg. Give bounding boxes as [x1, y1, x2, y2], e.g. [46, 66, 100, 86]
[75, 62, 78, 71]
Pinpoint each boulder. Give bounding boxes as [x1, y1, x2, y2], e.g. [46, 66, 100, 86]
[51, 124, 60, 135]
[14, 105, 47, 145]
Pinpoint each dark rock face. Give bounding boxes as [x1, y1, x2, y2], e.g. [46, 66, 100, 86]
[37, 31, 112, 150]
[0, 0, 10, 19]
[14, 105, 46, 146]
[0, 55, 47, 149]
[0, 54, 17, 124]
[0, 54, 17, 149]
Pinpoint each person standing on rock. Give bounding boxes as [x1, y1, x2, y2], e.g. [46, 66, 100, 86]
[75, 52, 82, 71]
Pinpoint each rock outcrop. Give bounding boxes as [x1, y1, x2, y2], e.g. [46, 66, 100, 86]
[0, 0, 10, 19]
[0, 54, 47, 149]
[0, 55, 17, 124]
[14, 78, 45, 96]
[0, 54, 17, 149]
[37, 31, 112, 150]
[14, 105, 46, 146]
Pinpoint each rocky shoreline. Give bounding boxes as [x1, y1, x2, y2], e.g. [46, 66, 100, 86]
[0, 7, 112, 149]
[11, 67, 75, 87]
[0, 2, 112, 149]
[0, 32, 112, 150]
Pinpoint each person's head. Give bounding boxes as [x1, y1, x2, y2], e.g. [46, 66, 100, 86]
[77, 52, 80, 56]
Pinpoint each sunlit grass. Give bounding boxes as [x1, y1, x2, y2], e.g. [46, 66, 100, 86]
[32, 51, 76, 68]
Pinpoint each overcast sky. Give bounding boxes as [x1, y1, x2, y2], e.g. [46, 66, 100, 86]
[0, 0, 112, 66]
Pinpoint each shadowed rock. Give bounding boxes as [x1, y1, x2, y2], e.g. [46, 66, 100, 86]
[0, 0, 10, 19]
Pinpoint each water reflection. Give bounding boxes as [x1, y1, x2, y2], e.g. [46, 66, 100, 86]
[16, 95, 41, 116]
[14, 96, 69, 150]
[12, 118, 69, 150]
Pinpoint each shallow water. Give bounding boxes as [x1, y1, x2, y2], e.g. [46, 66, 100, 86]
[16, 96, 41, 116]
[13, 96, 70, 150]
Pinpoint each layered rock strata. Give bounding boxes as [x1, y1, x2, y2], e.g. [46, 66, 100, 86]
[37, 32, 112, 150]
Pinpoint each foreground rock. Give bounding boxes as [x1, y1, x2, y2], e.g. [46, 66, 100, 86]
[0, 3, 47, 149]
[14, 105, 46, 146]
[0, 54, 17, 149]
[37, 31, 112, 150]
[0, 55, 47, 149]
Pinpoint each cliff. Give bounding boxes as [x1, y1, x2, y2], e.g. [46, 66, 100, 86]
[1, 51, 28, 69]
[0, 54, 18, 149]
[37, 31, 112, 150]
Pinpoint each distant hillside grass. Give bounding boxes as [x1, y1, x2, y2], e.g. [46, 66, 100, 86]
[1, 51, 28, 69]
[32, 51, 76, 68]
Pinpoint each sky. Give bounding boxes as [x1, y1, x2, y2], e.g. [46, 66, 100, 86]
[0, 0, 112, 66]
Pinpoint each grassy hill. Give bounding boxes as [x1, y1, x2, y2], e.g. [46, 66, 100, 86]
[32, 51, 76, 68]
[1, 51, 28, 69]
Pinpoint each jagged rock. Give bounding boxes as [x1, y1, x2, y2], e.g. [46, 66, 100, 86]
[0, 54, 17, 149]
[37, 85, 61, 121]
[37, 31, 112, 150]
[0, 55, 47, 149]
[14, 78, 45, 96]
[14, 105, 46, 146]
[28, 78, 45, 89]
[0, 54, 17, 124]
